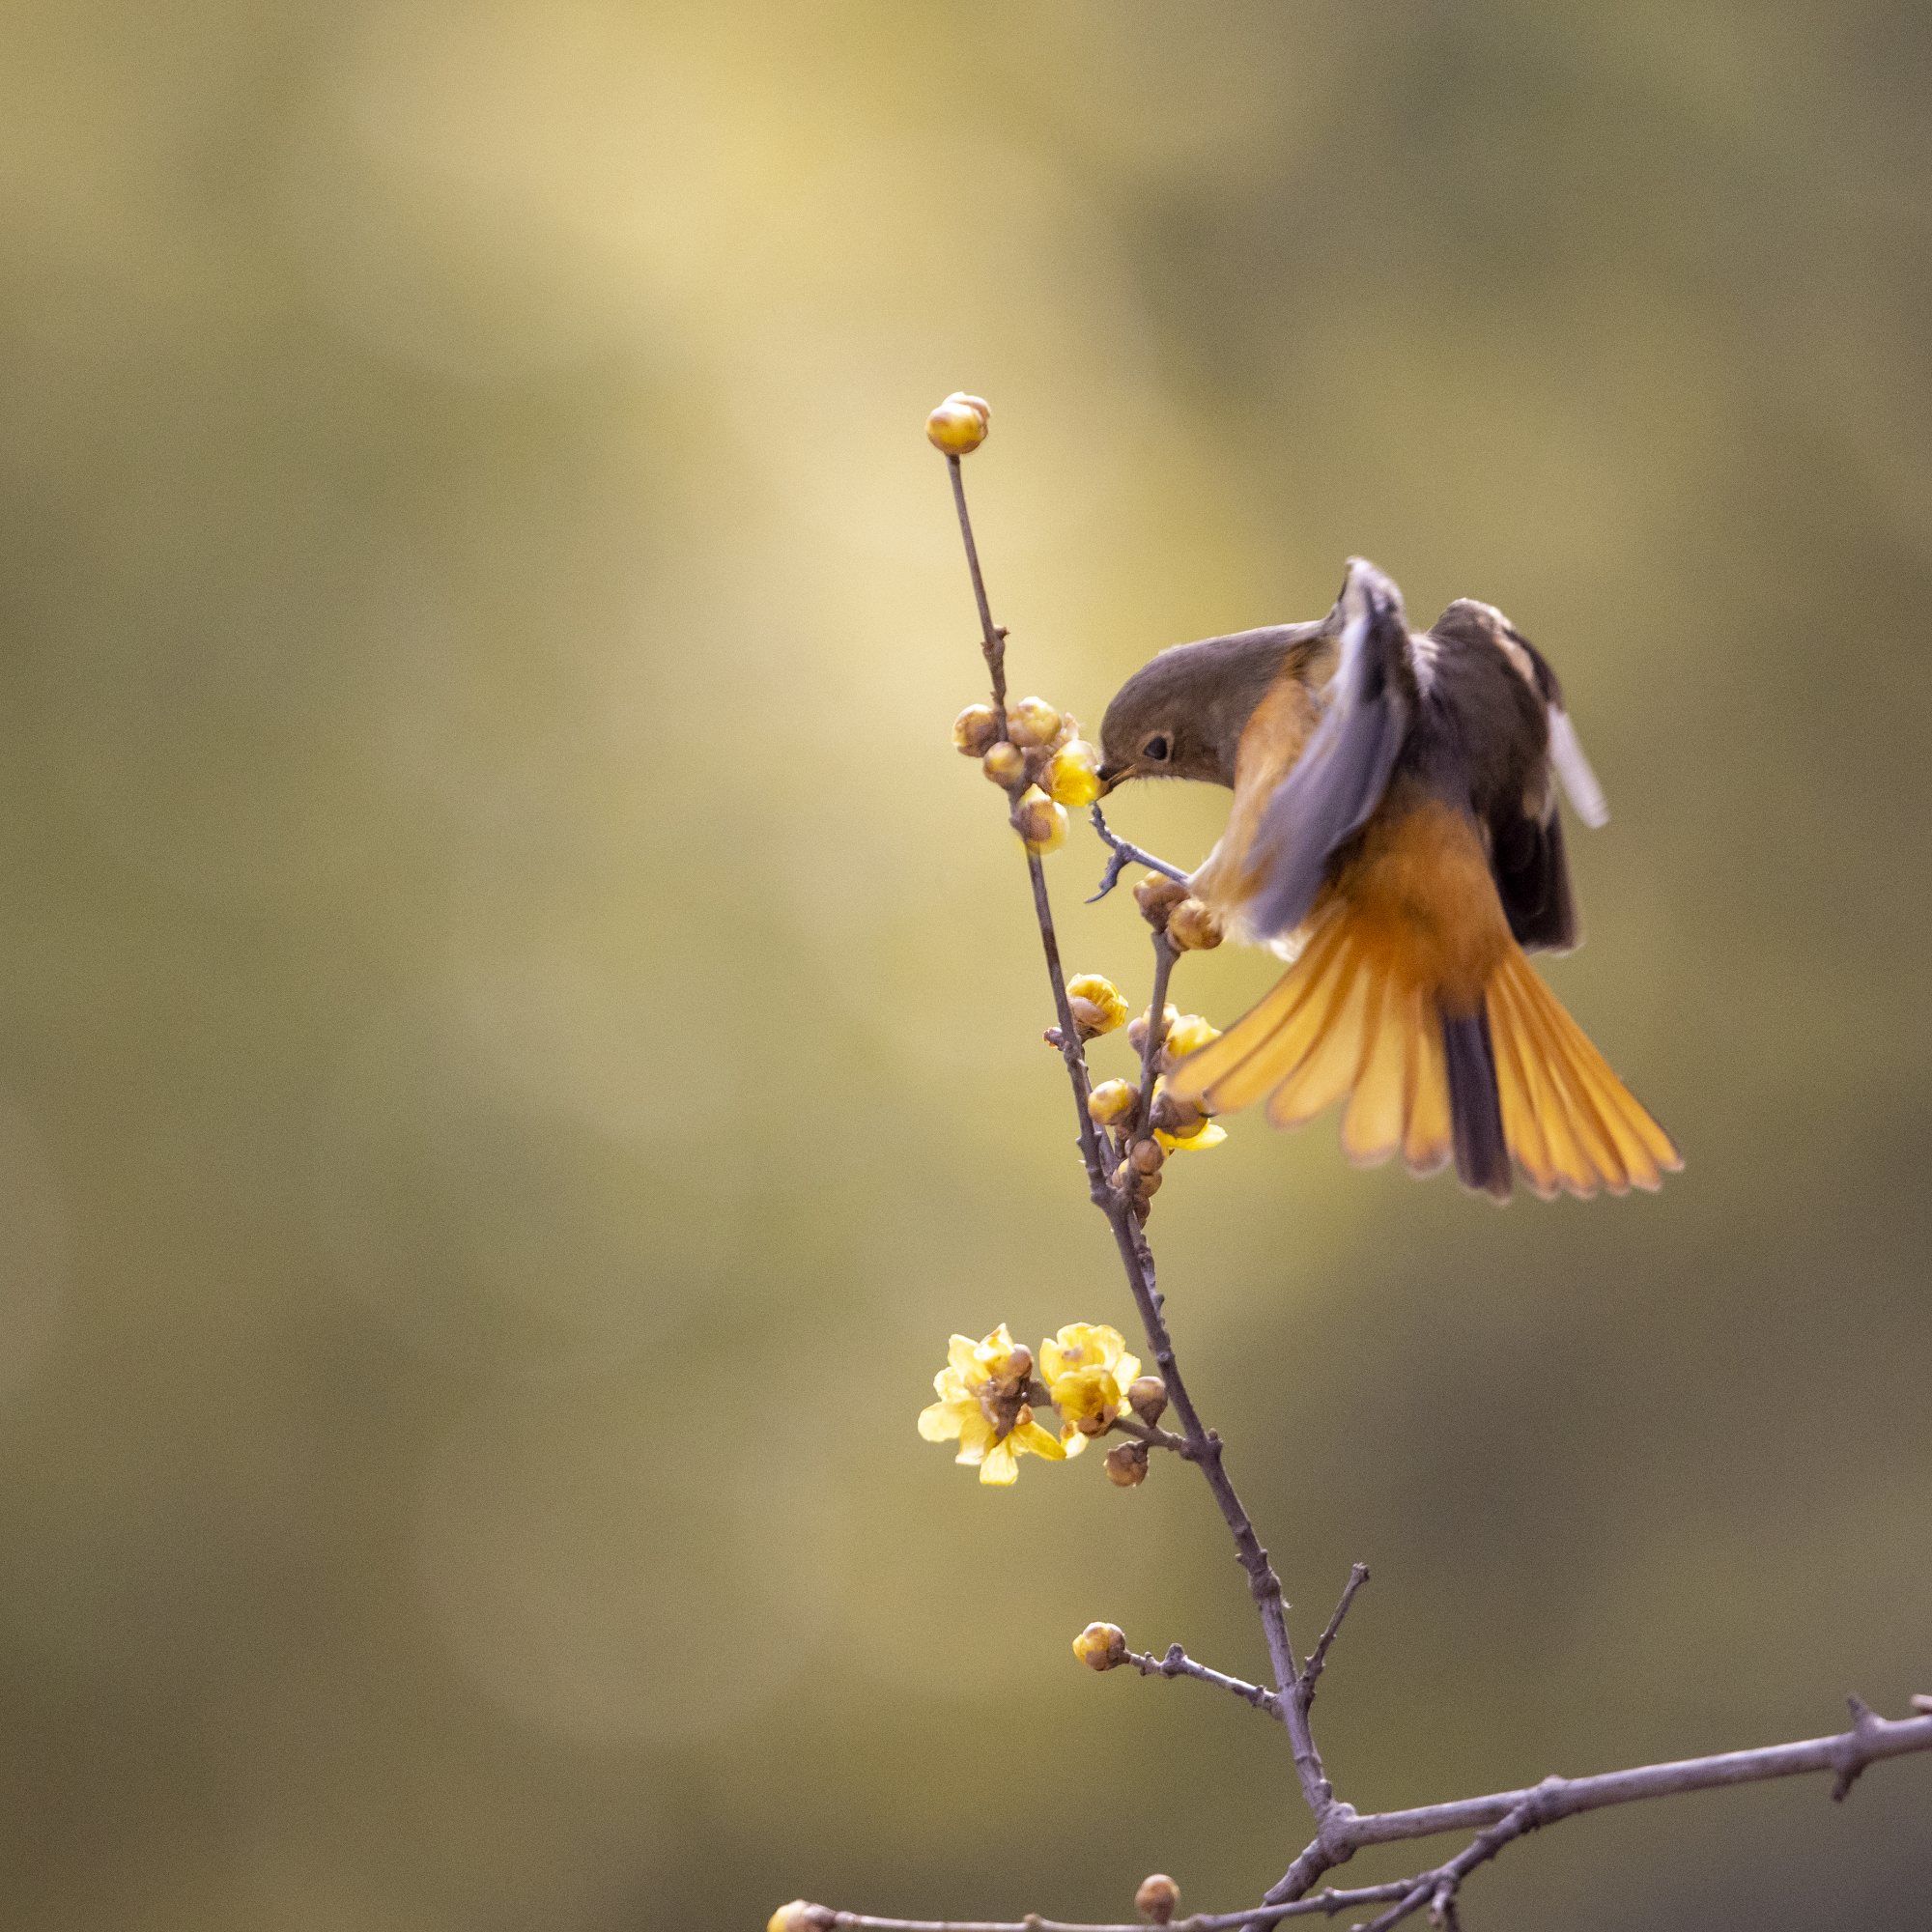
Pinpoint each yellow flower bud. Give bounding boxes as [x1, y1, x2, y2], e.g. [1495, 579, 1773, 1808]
[1105, 1442, 1150, 1488]
[1127, 1375, 1168, 1425]
[1068, 997, 1105, 1037]
[1011, 785, 1066, 852]
[768, 1903, 821, 1932]
[925, 392, 990, 455]
[1072, 1621, 1128, 1670]
[1087, 1079, 1138, 1128]
[1166, 897, 1225, 952]
[1135, 1873, 1180, 1924]
[952, 703, 1001, 757]
[1133, 873, 1191, 930]
[1126, 1004, 1179, 1057]
[982, 741, 1026, 788]
[1163, 1012, 1221, 1061]
[1046, 738, 1103, 807]
[1156, 1120, 1229, 1152]
[1066, 974, 1128, 1037]
[1005, 695, 1063, 749]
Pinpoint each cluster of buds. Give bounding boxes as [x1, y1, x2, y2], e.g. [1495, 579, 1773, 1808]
[1133, 871, 1224, 951]
[954, 693, 1103, 854]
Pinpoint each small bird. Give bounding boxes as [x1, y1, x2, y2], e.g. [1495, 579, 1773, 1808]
[1096, 558, 1678, 1201]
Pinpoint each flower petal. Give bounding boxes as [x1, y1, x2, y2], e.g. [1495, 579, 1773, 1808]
[1012, 1417, 1065, 1462]
[980, 1437, 1020, 1486]
[919, 1400, 966, 1442]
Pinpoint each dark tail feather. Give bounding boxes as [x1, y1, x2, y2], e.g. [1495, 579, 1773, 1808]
[1442, 1007, 1512, 1203]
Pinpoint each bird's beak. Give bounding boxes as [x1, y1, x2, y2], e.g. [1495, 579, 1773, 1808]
[1095, 762, 1124, 797]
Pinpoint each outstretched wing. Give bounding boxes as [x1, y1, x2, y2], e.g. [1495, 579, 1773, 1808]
[1427, 599, 1609, 955]
[1245, 558, 1417, 942]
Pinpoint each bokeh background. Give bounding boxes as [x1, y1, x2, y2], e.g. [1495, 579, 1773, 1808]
[0, 2, 1928, 1926]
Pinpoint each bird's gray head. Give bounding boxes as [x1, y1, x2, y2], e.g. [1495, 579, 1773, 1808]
[1097, 622, 1333, 793]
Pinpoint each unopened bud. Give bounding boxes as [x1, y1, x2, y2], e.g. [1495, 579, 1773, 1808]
[1005, 695, 1063, 750]
[1126, 1005, 1179, 1057]
[1166, 897, 1224, 952]
[1072, 1621, 1128, 1670]
[1087, 1079, 1138, 1127]
[1129, 1138, 1164, 1175]
[1011, 785, 1067, 853]
[1135, 1873, 1180, 1924]
[982, 741, 1026, 788]
[767, 1904, 823, 1932]
[1149, 1091, 1205, 1137]
[1069, 997, 1104, 1037]
[1127, 1375, 1168, 1425]
[1134, 873, 1191, 930]
[1046, 738, 1103, 808]
[1003, 1344, 1034, 1383]
[952, 704, 1001, 757]
[1135, 1164, 1163, 1198]
[1067, 974, 1128, 1037]
[925, 392, 990, 455]
[1106, 1442, 1151, 1488]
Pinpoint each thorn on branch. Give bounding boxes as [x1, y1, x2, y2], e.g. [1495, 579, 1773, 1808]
[1832, 1694, 1883, 1802]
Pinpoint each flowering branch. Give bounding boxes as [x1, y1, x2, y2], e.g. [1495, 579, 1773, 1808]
[770, 395, 1932, 1932]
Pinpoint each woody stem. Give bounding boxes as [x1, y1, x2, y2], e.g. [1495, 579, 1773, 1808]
[945, 454, 1344, 1835]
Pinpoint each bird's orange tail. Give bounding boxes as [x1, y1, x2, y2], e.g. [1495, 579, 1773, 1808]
[1164, 906, 1679, 1201]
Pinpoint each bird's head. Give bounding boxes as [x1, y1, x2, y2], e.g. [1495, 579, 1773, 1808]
[1097, 622, 1334, 794]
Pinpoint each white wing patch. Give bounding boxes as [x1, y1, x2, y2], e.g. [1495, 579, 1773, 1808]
[1547, 707, 1608, 828]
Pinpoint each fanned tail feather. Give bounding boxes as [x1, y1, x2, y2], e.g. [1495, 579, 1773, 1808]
[1165, 907, 1679, 1201]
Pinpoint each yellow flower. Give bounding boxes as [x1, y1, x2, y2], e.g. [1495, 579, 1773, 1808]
[1157, 1119, 1228, 1152]
[1067, 973, 1128, 1036]
[1046, 739, 1103, 808]
[918, 1324, 1068, 1486]
[1164, 1012, 1221, 1061]
[1040, 1321, 1142, 1442]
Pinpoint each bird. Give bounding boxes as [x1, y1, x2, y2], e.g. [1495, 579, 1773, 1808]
[1095, 557, 1678, 1202]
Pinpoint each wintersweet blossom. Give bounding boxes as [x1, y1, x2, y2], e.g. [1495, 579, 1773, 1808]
[1039, 1321, 1142, 1443]
[918, 1324, 1068, 1486]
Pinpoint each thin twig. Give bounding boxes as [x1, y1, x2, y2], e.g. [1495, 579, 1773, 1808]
[1136, 934, 1176, 1127]
[1299, 1565, 1371, 1706]
[1107, 1412, 1195, 1459]
[1126, 1641, 1281, 1718]
[1356, 1786, 1554, 1932]
[1088, 801, 1189, 901]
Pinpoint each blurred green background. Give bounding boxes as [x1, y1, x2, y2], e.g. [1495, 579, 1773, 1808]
[0, 2, 1928, 1926]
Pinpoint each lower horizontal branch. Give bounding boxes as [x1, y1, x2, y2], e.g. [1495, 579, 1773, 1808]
[1268, 1700, 1932, 1908]
[798, 1878, 1418, 1932]
[1346, 1701, 1932, 1849]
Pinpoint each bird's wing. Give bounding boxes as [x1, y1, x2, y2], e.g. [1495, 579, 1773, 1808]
[1424, 599, 1608, 953]
[1244, 558, 1417, 942]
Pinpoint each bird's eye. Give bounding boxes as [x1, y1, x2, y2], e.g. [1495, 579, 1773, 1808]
[1141, 733, 1172, 763]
